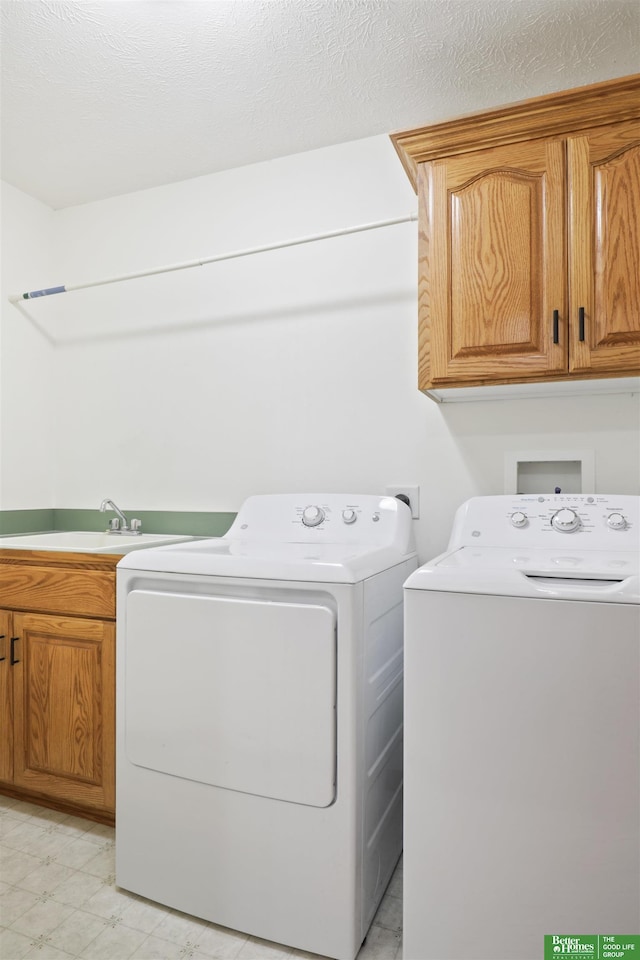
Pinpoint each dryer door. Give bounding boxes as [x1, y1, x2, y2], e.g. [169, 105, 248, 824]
[124, 590, 336, 807]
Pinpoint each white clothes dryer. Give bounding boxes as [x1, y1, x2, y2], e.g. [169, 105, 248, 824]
[116, 494, 417, 960]
[403, 494, 640, 960]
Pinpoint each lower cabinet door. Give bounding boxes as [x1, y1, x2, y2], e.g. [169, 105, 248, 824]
[0, 609, 13, 783]
[11, 612, 115, 813]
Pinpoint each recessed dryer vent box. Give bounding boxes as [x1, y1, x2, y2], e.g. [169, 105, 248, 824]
[504, 450, 595, 495]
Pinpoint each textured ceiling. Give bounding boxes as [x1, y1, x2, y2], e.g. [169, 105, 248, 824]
[1, 0, 639, 209]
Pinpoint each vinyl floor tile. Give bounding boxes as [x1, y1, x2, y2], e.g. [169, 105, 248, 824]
[0, 926, 35, 959]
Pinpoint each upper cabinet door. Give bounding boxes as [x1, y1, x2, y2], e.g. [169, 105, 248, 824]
[420, 138, 567, 388]
[568, 119, 640, 374]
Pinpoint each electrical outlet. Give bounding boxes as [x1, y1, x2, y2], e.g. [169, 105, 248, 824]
[385, 485, 420, 519]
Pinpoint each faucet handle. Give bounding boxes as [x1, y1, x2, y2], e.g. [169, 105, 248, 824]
[130, 518, 142, 534]
[108, 518, 120, 532]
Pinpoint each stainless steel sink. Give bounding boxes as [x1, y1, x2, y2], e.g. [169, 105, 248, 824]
[0, 531, 195, 554]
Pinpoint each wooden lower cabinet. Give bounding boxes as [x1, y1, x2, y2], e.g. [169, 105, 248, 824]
[0, 610, 14, 783]
[0, 551, 118, 822]
[11, 612, 115, 813]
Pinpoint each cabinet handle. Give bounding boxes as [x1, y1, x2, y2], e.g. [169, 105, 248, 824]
[0, 634, 5, 661]
[10, 637, 20, 665]
[578, 306, 585, 342]
[552, 310, 559, 345]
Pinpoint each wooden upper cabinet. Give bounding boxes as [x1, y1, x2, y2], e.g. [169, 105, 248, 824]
[391, 74, 640, 394]
[421, 137, 566, 386]
[568, 119, 640, 374]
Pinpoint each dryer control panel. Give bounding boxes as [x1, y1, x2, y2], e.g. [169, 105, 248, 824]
[226, 493, 415, 552]
[449, 494, 640, 550]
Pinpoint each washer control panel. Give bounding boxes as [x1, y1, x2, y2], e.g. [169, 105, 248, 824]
[452, 494, 639, 550]
[606, 512, 627, 530]
[510, 511, 528, 528]
[550, 507, 581, 533]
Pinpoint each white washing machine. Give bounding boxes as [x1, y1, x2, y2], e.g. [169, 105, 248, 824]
[116, 493, 417, 960]
[403, 494, 640, 960]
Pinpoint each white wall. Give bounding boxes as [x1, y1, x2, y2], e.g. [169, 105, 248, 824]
[0, 182, 57, 508]
[3, 136, 639, 559]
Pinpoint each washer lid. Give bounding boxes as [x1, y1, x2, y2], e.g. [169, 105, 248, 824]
[117, 538, 412, 583]
[404, 546, 640, 602]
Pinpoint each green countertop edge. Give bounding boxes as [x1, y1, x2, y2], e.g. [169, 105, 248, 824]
[0, 509, 236, 538]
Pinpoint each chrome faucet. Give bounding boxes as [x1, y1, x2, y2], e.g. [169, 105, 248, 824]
[100, 499, 141, 535]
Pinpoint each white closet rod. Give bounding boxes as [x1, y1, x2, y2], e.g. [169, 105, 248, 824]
[9, 212, 418, 304]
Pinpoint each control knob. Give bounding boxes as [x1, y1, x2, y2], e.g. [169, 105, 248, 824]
[606, 512, 627, 530]
[342, 509, 357, 525]
[301, 505, 325, 527]
[510, 511, 528, 528]
[551, 508, 581, 532]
